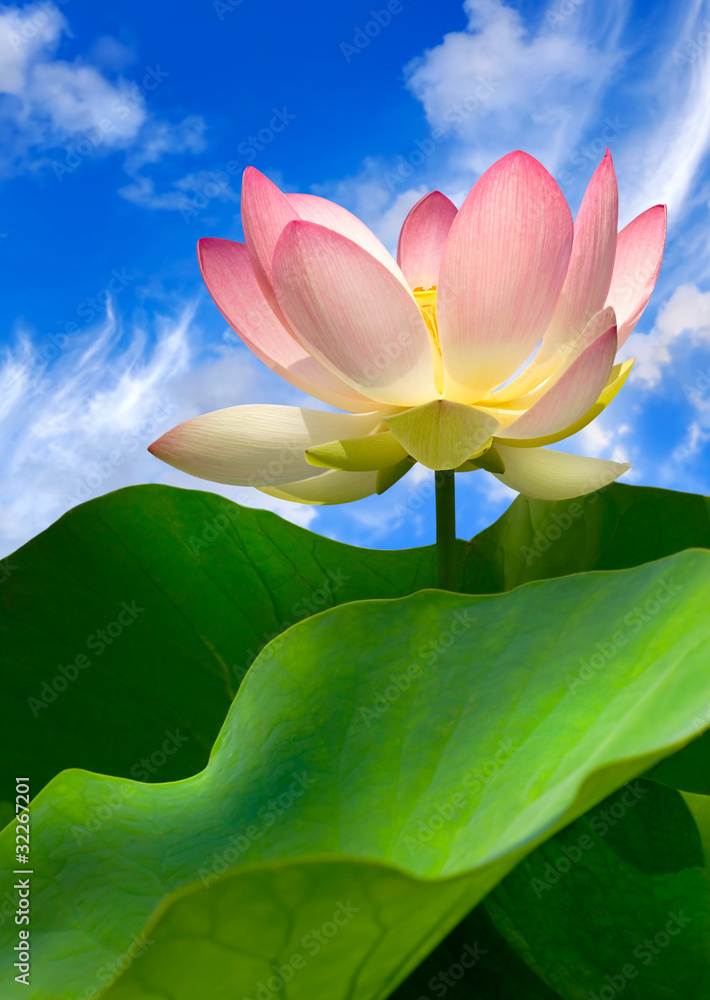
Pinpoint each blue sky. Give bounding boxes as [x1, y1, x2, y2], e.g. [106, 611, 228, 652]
[2, 0, 710, 555]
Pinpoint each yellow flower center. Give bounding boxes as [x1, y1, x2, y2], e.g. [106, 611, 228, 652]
[413, 286, 439, 347]
[414, 286, 444, 394]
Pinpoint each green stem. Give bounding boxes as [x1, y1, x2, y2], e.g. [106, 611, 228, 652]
[435, 469, 457, 590]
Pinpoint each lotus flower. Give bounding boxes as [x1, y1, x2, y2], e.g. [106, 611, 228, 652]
[149, 151, 666, 504]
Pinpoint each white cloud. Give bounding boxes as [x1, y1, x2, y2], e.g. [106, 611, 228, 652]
[0, 0, 65, 93]
[312, 166, 429, 252]
[0, 2, 208, 193]
[317, 0, 710, 265]
[404, 0, 623, 175]
[622, 282, 710, 388]
[122, 117, 207, 175]
[619, 0, 710, 223]
[119, 164, 240, 217]
[0, 302, 318, 556]
[672, 420, 710, 462]
[312, 0, 629, 256]
[0, 2, 145, 172]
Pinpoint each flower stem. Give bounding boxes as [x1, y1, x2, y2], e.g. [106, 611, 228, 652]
[435, 469, 457, 590]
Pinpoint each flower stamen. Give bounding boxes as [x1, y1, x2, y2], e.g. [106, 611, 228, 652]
[414, 286, 444, 394]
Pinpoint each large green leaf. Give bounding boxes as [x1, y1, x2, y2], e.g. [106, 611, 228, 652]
[3, 550, 710, 999]
[3, 482, 709, 797]
[0, 485, 435, 795]
[648, 733, 710, 794]
[391, 900, 563, 998]
[463, 480, 710, 591]
[484, 779, 710, 998]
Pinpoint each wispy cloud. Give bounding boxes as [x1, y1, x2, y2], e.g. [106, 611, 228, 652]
[617, 0, 710, 224]
[316, 0, 710, 249]
[0, 301, 318, 556]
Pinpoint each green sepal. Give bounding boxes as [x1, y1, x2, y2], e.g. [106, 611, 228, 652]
[305, 430, 408, 471]
[376, 455, 416, 494]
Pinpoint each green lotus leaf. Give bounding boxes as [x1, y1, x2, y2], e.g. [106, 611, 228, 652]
[463, 480, 710, 592]
[390, 899, 563, 998]
[3, 549, 710, 998]
[0, 484, 438, 796]
[2, 482, 709, 798]
[483, 779, 710, 998]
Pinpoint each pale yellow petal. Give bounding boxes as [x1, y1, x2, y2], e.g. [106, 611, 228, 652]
[493, 445, 630, 500]
[259, 469, 379, 504]
[305, 430, 407, 472]
[385, 399, 499, 470]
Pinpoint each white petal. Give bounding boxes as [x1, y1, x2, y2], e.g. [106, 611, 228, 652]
[148, 405, 384, 486]
[493, 445, 630, 500]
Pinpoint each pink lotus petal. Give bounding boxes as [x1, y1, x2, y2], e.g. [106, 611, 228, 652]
[148, 405, 384, 487]
[396, 190, 458, 290]
[288, 193, 407, 285]
[486, 305, 616, 407]
[533, 150, 618, 371]
[197, 238, 377, 412]
[605, 204, 667, 347]
[495, 325, 617, 441]
[241, 167, 298, 315]
[437, 151, 574, 402]
[272, 220, 438, 407]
